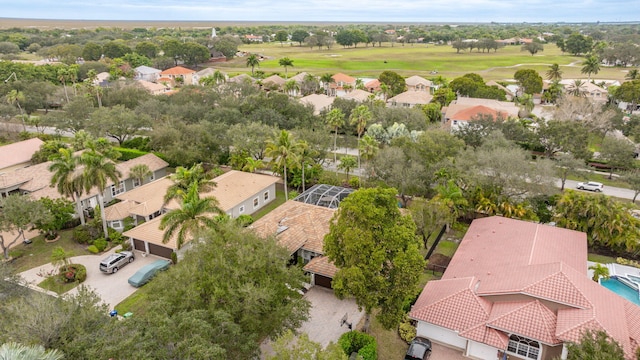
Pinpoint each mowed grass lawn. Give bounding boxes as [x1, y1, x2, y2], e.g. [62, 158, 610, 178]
[215, 42, 630, 82]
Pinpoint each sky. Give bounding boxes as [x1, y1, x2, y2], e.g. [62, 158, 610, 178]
[0, 0, 637, 23]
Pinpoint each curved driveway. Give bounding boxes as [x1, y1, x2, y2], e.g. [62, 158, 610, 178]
[19, 248, 163, 310]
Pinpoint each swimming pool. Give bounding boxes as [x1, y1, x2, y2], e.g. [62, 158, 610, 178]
[601, 278, 640, 306]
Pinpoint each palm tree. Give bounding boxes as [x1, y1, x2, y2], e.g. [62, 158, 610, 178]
[349, 105, 373, 169]
[588, 263, 610, 282]
[84, 69, 103, 107]
[337, 155, 357, 182]
[80, 147, 121, 239]
[581, 56, 601, 82]
[325, 108, 346, 167]
[284, 79, 299, 96]
[164, 163, 216, 204]
[546, 63, 563, 81]
[320, 73, 334, 95]
[49, 148, 86, 225]
[246, 54, 260, 76]
[129, 164, 152, 187]
[6, 89, 26, 131]
[0, 342, 64, 360]
[567, 79, 587, 97]
[358, 134, 379, 176]
[517, 93, 535, 116]
[212, 70, 226, 84]
[57, 66, 77, 104]
[626, 69, 639, 80]
[265, 130, 304, 201]
[278, 57, 294, 79]
[242, 157, 263, 173]
[160, 182, 222, 249]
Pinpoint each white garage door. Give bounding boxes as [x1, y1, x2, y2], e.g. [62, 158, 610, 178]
[416, 322, 468, 349]
[467, 341, 499, 360]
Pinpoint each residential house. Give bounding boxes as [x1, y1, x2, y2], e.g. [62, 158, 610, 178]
[193, 67, 227, 85]
[122, 170, 280, 258]
[387, 90, 433, 108]
[262, 74, 286, 91]
[364, 79, 381, 93]
[300, 94, 335, 115]
[409, 216, 640, 360]
[486, 80, 515, 101]
[343, 89, 375, 102]
[94, 72, 110, 86]
[244, 34, 263, 42]
[288, 72, 311, 96]
[136, 80, 169, 95]
[133, 65, 161, 82]
[443, 97, 520, 130]
[405, 75, 433, 93]
[227, 73, 256, 84]
[444, 105, 509, 132]
[330, 73, 356, 97]
[0, 138, 44, 174]
[559, 79, 609, 102]
[160, 66, 197, 86]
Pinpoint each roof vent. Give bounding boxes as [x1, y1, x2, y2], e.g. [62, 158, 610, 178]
[276, 225, 289, 235]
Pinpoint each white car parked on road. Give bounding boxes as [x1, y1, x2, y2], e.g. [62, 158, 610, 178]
[576, 181, 604, 192]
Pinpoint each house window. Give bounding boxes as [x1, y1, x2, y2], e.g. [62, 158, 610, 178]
[453, 120, 458, 125]
[253, 197, 259, 208]
[133, 178, 141, 188]
[264, 191, 269, 201]
[149, 173, 155, 181]
[111, 181, 125, 196]
[507, 335, 540, 360]
[110, 220, 122, 229]
[239, 205, 245, 214]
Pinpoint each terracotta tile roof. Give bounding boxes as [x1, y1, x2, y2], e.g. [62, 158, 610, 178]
[487, 301, 560, 345]
[250, 200, 335, 255]
[364, 79, 380, 90]
[444, 98, 520, 122]
[387, 91, 433, 106]
[450, 105, 508, 121]
[303, 256, 338, 277]
[0, 138, 44, 171]
[160, 66, 195, 75]
[459, 323, 509, 349]
[332, 73, 356, 84]
[104, 200, 137, 221]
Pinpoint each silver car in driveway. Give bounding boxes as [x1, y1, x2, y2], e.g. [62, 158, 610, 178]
[99, 251, 135, 274]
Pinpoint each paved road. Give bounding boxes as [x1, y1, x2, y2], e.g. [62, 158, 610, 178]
[561, 179, 637, 201]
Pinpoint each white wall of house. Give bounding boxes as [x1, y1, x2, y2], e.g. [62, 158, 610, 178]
[416, 322, 468, 349]
[226, 183, 276, 218]
[466, 340, 499, 360]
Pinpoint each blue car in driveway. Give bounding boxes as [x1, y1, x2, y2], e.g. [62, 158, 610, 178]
[128, 259, 171, 288]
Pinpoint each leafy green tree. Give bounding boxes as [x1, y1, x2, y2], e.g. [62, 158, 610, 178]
[409, 197, 452, 249]
[246, 54, 260, 76]
[599, 136, 636, 179]
[102, 40, 132, 59]
[324, 187, 425, 330]
[565, 330, 624, 360]
[135, 41, 159, 58]
[546, 63, 563, 81]
[625, 69, 639, 80]
[161, 39, 184, 65]
[564, 33, 593, 55]
[87, 104, 151, 145]
[514, 68, 543, 95]
[432, 87, 456, 106]
[0, 195, 50, 259]
[555, 153, 585, 191]
[275, 30, 289, 46]
[378, 71, 406, 97]
[164, 163, 217, 204]
[268, 330, 347, 360]
[121, 52, 152, 68]
[521, 41, 544, 55]
[581, 55, 601, 81]
[615, 79, 640, 111]
[0, 342, 64, 360]
[266, 130, 304, 200]
[212, 34, 241, 60]
[36, 198, 75, 239]
[182, 42, 210, 67]
[291, 30, 310, 46]
[160, 182, 222, 249]
[49, 96, 95, 134]
[622, 168, 640, 203]
[5, 89, 26, 131]
[325, 108, 346, 166]
[278, 57, 294, 79]
[82, 42, 102, 61]
[337, 155, 357, 182]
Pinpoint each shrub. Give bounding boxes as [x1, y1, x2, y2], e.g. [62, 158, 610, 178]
[74, 264, 87, 282]
[171, 251, 178, 265]
[318, 172, 341, 186]
[236, 214, 254, 227]
[617, 257, 640, 268]
[338, 331, 376, 357]
[87, 245, 99, 254]
[121, 137, 151, 151]
[108, 228, 124, 244]
[59, 264, 87, 283]
[73, 226, 93, 244]
[114, 147, 148, 161]
[288, 190, 299, 199]
[358, 342, 377, 360]
[348, 177, 360, 189]
[94, 238, 108, 252]
[398, 315, 417, 343]
[121, 241, 132, 251]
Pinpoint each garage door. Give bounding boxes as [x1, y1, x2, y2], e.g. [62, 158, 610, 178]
[148, 243, 174, 259]
[314, 274, 333, 289]
[133, 239, 145, 252]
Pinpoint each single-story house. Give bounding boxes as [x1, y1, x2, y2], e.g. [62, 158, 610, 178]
[300, 94, 335, 115]
[387, 90, 433, 108]
[262, 74, 286, 91]
[135, 80, 169, 95]
[364, 79, 381, 93]
[445, 105, 510, 132]
[133, 65, 161, 82]
[443, 97, 520, 128]
[559, 79, 609, 102]
[0, 138, 44, 174]
[227, 73, 256, 84]
[160, 66, 197, 86]
[410, 216, 640, 360]
[342, 89, 375, 102]
[123, 171, 280, 258]
[193, 67, 226, 85]
[405, 75, 433, 93]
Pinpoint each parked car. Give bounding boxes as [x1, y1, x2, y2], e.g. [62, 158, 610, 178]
[128, 259, 171, 287]
[576, 181, 604, 192]
[99, 251, 135, 274]
[405, 337, 432, 360]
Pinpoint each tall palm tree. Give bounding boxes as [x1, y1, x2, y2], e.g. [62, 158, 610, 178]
[278, 57, 294, 79]
[265, 130, 304, 201]
[349, 105, 373, 169]
[581, 56, 601, 82]
[6, 89, 26, 131]
[57, 66, 77, 104]
[320, 73, 334, 95]
[242, 157, 263, 173]
[567, 79, 587, 97]
[546, 63, 563, 81]
[626, 69, 639, 80]
[212, 70, 226, 84]
[337, 155, 357, 182]
[325, 108, 346, 167]
[160, 182, 222, 249]
[246, 54, 260, 76]
[164, 163, 216, 204]
[49, 148, 86, 225]
[129, 164, 152, 187]
[80, 148, 121, 239]
[284, 79, 299, 96]
[84, 69, 103, 107]
[358, 134, 379, 176]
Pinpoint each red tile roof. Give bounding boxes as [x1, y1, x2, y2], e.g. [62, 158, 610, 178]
[332, 72, 356, 84]
[160, 66, 195, 75]
[450, 105, 508, 121]
[410, 216, 640, 359]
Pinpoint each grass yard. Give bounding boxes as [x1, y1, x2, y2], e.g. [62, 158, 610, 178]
[588, 253, 618, 264]
[215, 42, 630, 82]
[38, 276, 79, 294]
[114, 285, 152, 316]
[251, 188, 286, 221]
[8, 229, 91, 273]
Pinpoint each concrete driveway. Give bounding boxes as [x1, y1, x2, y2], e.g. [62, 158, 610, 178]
[19, 248, 164, 309]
